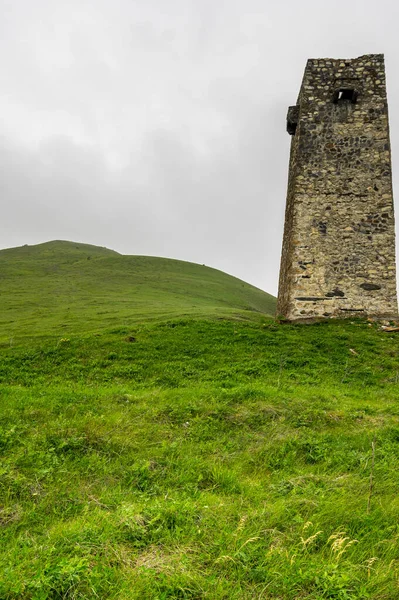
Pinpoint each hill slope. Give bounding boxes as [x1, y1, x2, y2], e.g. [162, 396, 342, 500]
[0, 240, 276, 338]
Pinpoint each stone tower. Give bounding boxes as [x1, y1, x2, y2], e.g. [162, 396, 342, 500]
[277, 54, 398, 320]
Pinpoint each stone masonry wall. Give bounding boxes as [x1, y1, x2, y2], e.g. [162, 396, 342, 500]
[277, 54, 398, 320]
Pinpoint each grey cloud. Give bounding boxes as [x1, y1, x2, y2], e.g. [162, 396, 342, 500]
[1, 0, 399, 293]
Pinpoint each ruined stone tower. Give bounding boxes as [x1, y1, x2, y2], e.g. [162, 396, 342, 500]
[277, 54, 398, 320]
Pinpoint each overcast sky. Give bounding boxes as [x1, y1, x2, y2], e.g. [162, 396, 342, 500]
[2, 0, 399, 293]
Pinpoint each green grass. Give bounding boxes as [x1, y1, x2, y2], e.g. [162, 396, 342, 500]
[1, 242, 399, 598]
[0, 240, 275, 339]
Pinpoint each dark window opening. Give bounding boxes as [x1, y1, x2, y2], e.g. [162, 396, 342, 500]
[286, 105, 299, 136]
[287, 120, 297, 135]
[317, 221, 327, 234]
[333, 89, 358, 104]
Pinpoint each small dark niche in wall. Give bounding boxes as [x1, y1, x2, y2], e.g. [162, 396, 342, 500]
[317, 221, 327, 234]
[326, 288, 345, 297]
[360, 283, 381, 291]
[333, 89, 358, 104]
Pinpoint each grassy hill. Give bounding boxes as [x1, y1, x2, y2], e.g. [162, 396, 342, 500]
[0, 240, 275, 340]
[1, 241, 399, 599]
